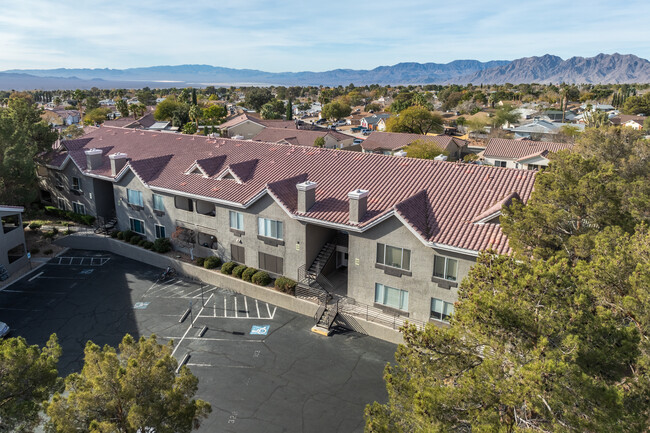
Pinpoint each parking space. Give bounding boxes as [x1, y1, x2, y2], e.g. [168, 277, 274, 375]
[1, 249, 396, 433]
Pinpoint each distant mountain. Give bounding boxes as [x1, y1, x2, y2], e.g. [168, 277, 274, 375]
[2, 54, 649, 90]
[456, 53, 650, 84]
[0, 60, 509, 90]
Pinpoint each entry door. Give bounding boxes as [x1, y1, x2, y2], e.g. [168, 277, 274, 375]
[336, 251, 348, 268]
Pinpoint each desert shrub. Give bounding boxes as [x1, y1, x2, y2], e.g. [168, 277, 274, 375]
[274, 277, 297, 295]
[121, 230, 135, 242]
[116, 231, 124, 240]
[204, 256, 222, 269]
[242, 267, 257, 282]
[42, 230, 57, 239]
[221, 261, 237, 275]
[232, 265, 247, 279]
[29, 222, 42, 230]
[251, 271, 271, 286]
[43, 249, 53, 255]
[138, 239, 147, 247]
[110, 230, 119, 238]
[129, 235, 141, 245]
[196, 257, 205, 267]
[143, 241, 154, 250]
[152, 237, 171, 253]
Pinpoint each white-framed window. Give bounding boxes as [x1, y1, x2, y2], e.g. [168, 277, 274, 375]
[258, 217, 283, 240]
[431, 298, 454, 323]
[376, 243, 411, 271]
[374, 283, 409, 311]
[433, 255, 458, 281]
[72, 202, 86, 215]
[230, 211, 244, 231]
[155, 224, 166, 239]
[494, 160, 507, 168]
[55, 173, 63, 189]
[152, 194, 164, 211]
[127, 189, 143, 206]
[130, 218, 145, 235]
[527, 164, 540, 171]
[71, 176, 81, 191]
[57, 198, 66, 210]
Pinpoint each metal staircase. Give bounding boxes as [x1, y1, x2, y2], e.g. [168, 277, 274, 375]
[306, 243, 335, 278]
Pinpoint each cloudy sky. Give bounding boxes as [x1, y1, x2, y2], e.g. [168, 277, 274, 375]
[1, 0, 649, 71]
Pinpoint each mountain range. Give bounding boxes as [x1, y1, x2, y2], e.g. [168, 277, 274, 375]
[1, 53, 649, 90]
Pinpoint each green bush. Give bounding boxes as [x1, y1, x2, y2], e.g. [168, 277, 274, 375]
[232, 265, 247, 278]
[251, 271, 271, 286]
[143, 241, 154, 250]
[221, 261, 237, 275]
[42, 230, 57, 239]
[43, 249, 53, 255]
[196, 257, 205, 267]
[29, 222, 42, 230]
[204, 256, 222, 269]
[43, 206, 95, 225]
[122, 230, 135, 241]
[110, 230, 119, 238]
[152, 237, 171, 253]
[275, 277, 297, 295]
[129, 235, 141, 245]
[138, 239, 147, 247]
[242, 267, 257, 282]
[116, 231, 124, 240]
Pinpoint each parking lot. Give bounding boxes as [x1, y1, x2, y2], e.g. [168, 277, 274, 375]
[0, 250, 397, 432]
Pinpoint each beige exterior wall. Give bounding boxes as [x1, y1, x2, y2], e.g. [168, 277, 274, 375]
[227, 121, 265, 139]
[0, 209, 28, 275]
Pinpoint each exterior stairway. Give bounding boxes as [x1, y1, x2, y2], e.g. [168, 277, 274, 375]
[307, 243, 335, 278]
[311, 299, 338, 336]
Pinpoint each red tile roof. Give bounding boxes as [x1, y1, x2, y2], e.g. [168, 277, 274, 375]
[484, 138, 572, 159]
[361, 131, 468, 152]
[49, 126, 537, 254]
[218, 113, 295, 130]
[252, 127, 353, 147]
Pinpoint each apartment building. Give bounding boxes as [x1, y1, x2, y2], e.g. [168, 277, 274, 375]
[39, 126, 536, 324]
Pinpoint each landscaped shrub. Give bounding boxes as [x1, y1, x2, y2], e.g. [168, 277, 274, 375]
[221, 261, 237, 275]
[121, 230, 135, 242]
[143, 241, 154, 250]
[138, 239, 147, 247]
[29, 222, 42, 230]
[129, 235, 141, 245]
[116, 231, 124, 240]
[43, 206, 96, 225]
[242, 267, 257, 282]
[196, 257, 205, 267]
[152, 237, 171, 253]
[204, 256, 221, 269]
[251, 271, 271, 286]
[232, 265, 247, 279]
[275, 277, 297, 295]
[110, 230, 119, 238]
[42, 230, 57, 239]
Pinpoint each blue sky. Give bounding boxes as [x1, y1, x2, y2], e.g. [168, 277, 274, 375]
[1, 0, 649, 71]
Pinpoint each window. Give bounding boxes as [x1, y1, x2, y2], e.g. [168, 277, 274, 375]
[155, 224, 166, 239]
[72, 202, 86, 215]
[376, 243, 411, 271]
[431, 298, 454, 323]
[230, 211, 244, 231]
[494, 160, 507, 168]
[57, 198, 66, 210]
[231, 244, 245, 263]
[153, 194, 165, 212]
[259, 252, 283, 274]
[527, 164, 540, 171]
[433, 255, 458, 281]
[258, 217, 283, 240]
[127, 189, 143, 207]
[71, 177, 81, 191]
[374, 283, 409, 311]
[130, 218, 145, 235]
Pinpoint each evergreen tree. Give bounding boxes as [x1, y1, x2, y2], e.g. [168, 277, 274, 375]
[286, 98, 293, 120]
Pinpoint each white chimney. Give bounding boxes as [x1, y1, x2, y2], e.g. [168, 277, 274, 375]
[348, 189, 369, 224]
[296, 181, 317, 213]
[85, 148, 103, 170]
[109, 153, 128, 176]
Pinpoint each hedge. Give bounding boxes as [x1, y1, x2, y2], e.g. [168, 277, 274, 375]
[110, 231, 119, 238]
[152, 237, 171, 253]
[242, 267, 257, 282]
[129, 235, 141, 245]
[232, 265, 247, 279]
[116, 231, 124, 240]
[143, 241, 154, 250]
[221, 261, 237, 275]
[196, 257, 205, 267]
[204, 256, 222, 269]
[44, 206, 95, 226]
[274, 277, 297, 295]
[138, 239, 147, 247]
[121, 230, 135, 242]
[252, 271, 271, 286]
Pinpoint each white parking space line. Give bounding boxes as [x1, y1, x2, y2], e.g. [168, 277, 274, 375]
[255, 300, 260, 318]
[266, 303, 272, 318]
[177, 336, 264, 342]
[223, 297, 227, 317]
[270, 306, 277, 319]
[171, 293, 214, 358]
[28, 272, 44, 282]
[234, 297, 238, 318]
[244, 297, 249, 318]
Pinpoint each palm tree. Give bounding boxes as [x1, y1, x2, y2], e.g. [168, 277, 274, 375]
[189, 104, 202, 130]
[130, 103, 146, 120]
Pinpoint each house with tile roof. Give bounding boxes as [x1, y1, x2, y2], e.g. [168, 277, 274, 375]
[252, 127, 355, 149]
[217, 113, 297, 139]
[0, 205, 28, 278]
[38, 127, 536, 324]
[610, 114, 646, 130]
[483, 138, 573, 170]
[360, 114, 392, 131]
[361, 131, 468, 159]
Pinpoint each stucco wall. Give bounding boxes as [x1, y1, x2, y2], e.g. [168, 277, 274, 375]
[41, 162, 99, 216]
[347, 216, 476, 323]
[0, 211, 28, 275]
[228, 121, 265, 139]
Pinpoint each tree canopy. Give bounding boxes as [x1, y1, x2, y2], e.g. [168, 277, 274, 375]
[321, 100, 351, 120]
[0, 334, 62, 432]
[260, 99, 285, 120]
[46, 334, 211, 433]
[386, 106, 443, 135]
[404, 140, 447, 160]
[245, 88, 273, 111]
